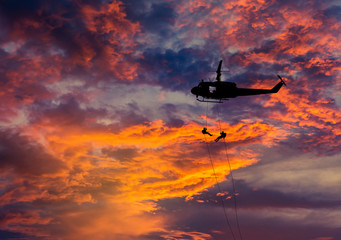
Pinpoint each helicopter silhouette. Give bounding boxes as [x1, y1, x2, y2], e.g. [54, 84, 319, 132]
[191, 60, 286, 103]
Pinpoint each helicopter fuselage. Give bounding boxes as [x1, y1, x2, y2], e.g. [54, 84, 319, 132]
[191, 81, 238, 99]
[191, 79, 284, 101]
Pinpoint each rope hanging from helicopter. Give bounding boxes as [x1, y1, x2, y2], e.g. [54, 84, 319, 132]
[203, 129, 237, 240]
[217, 104, 243, 240]
[202, 102, 243, 240]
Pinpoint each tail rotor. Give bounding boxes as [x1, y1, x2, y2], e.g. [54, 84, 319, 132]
[277, 75, 286, 86]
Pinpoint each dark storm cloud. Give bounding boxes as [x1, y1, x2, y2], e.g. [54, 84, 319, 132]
[251, 40, 291, 62]
[0, 130, 66, 175]
[50, 21, 87, 58]
[113, 101, 149, 129]
[0, 0, 141, 84]
[157, 178, 341, 213]
[0, 196, 95, 239]
[0, 0, 103, 34]
[232, 179, 341, 209]
[324, 5, 341, 20]
[0, 52, 55, 108]
[124, 1, 177, 36]
[159, 104, 185, 128]
[155, 178, 341, 240]
[0, 0, 81, 43]
[138, 48, 212, 90]
[284, 127, 341, 156]
[102, 147, 139, 162]
[0, 230, 33, 240]
[29, 97, 107, 127]
[0, 0, 43, 26]
[0, 202, 47, 239]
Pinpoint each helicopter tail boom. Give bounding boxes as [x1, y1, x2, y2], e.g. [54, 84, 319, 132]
[270, 76, 286, 93]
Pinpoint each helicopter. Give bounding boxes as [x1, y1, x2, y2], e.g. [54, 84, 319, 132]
[191, 60, 286, 103]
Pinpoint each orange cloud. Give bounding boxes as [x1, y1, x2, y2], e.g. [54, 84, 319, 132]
[264, 84, 341, 153]
[265, 87, 340, 128]
[1, 112, 292, 238]
[81, 1, 141, 80]
[160, 230, 213, 240]
[17, 117, 289, 204]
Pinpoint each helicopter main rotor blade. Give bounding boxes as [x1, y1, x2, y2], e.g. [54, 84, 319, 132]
[216, 60, 223, 81]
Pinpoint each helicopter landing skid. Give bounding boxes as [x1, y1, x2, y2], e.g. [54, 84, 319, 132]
[196, 98, 226, 103]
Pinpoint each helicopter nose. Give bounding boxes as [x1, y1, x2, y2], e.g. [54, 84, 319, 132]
[191, 87, 198, 95]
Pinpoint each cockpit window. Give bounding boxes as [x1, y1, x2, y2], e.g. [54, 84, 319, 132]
[209, 86, 216, 93]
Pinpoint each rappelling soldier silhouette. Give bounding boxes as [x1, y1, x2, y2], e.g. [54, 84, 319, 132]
[215, 131, 226, 142]
[202, 127, 213, 136]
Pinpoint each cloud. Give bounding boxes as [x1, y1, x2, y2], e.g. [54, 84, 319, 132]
[237, 150, 341, 201]
[0, 0, 141, 87]
[126, 2, 177, 36]
[324, 5, 341, 20]
[0, 115, 271, 238]
[29, 97, 107, 127]
[102, 147, 139, 163]
[138, 47, 212, 90]
[156, 183, 341, 240]
[0, 130, 66, 176]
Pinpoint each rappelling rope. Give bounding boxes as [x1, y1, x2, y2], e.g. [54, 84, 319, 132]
[203, 134, 237, 240]
[204, 103, 237, 240]
[206, 101, 209, 127]
[217, 104, 243, 240]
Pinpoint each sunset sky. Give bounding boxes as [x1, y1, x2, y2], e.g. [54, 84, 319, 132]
[0, 0, 340, 239]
